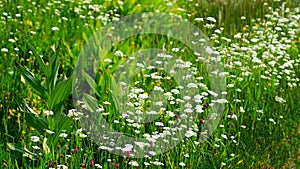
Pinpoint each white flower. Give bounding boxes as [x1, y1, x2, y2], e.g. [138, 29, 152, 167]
[30, 136, 40, 142]
[187, 83, 198, 88]
[151, 161, 164, 166]
[275, 96, 286, 103]
[45, 129, 55, 134]
[44, 110, 54, 116]
[67, 109, 83, 118]
[128, 161, 139, 167]
[51, 27, 60, 31]
[95, 164, 102, 168]
[138, 93, 148, 100]
[96, 107, 104, 112]
[8, 39, 16, 43]
[155, 122, 164, 127]
[227, 84, 234, 88]
[185, 130, 196, 138]
[171, 48, 180, 52]
[114, 50, 124, 57]
[59, 133, 68, 138]
[103, 58, 112, 63]
[221, 134, 228, 139]
[179, 162, 186, 166]
[195, 17, 204, 21]
[32, 146, 40, 150]
[239, 107, 245, 113]
[269, 118, 276, 124]
[79, 133, 87, 138]
[206, 16, 216, 23]
[57, 165, 68, 169]
[1, 48, 8, 52]
[103, 101, 111, 105]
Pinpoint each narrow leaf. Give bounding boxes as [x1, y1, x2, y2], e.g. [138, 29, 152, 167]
[23, 38, 47, 74]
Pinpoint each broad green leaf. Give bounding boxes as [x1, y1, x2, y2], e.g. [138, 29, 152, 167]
[48, 116, 74, 147]
[16, 62, 47, 99]
[17, 99, 48, 133]
[83, 71, 101, 97]
[25, 113, 48, 134]
[83, 93, 99, 112]
[48, 76, 72, 110]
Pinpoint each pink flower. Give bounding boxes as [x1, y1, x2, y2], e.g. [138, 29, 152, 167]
[200, 118, 205, 123]
[126, 151, 133, 157]
[90, 160, 95, 166]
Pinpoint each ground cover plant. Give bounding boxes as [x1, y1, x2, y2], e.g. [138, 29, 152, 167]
[0, 0, 299, 168]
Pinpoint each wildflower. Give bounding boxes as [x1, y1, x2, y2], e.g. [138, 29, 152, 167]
[128, 161, 139, 167]
[179, 162, 186, 166]
[275, 96, 286, 103]
[239, 107, 245, 113]
[59, 133, 68, 138]
[227, 84, 234, 88]
[151, 161, 164, 166]
[51, 27, 59, 31]
[221, 134, 228, 139]
[155, 122, 164, 127]
[103, 58, 112, 63]
[184, 154, 190, 158]
[200, 118, 205, 123]
[32, 146, 40, 150]
[45, 129, 55, 134]
[103, 101, 111, 105]
[114, 50, 124, 57]
[57, 164, 68, 169]
[95, 164, 102, 168]
[30, 136, 40, 142]
[90, 160, 95, 166]
[185, 130, 196, 138]
[195, 17, 204, 21]
[1, 48, 8, 52]
[206, 16, 216, 23]
[44, 110, 54, 116]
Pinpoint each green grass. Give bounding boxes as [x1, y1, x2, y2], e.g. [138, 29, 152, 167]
[1, 0, 300, 168]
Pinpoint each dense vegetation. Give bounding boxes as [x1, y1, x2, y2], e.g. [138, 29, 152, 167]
[0, 0, 299, 168]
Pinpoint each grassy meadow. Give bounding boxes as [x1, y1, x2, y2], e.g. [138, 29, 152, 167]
[0, 0, 300, 168]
